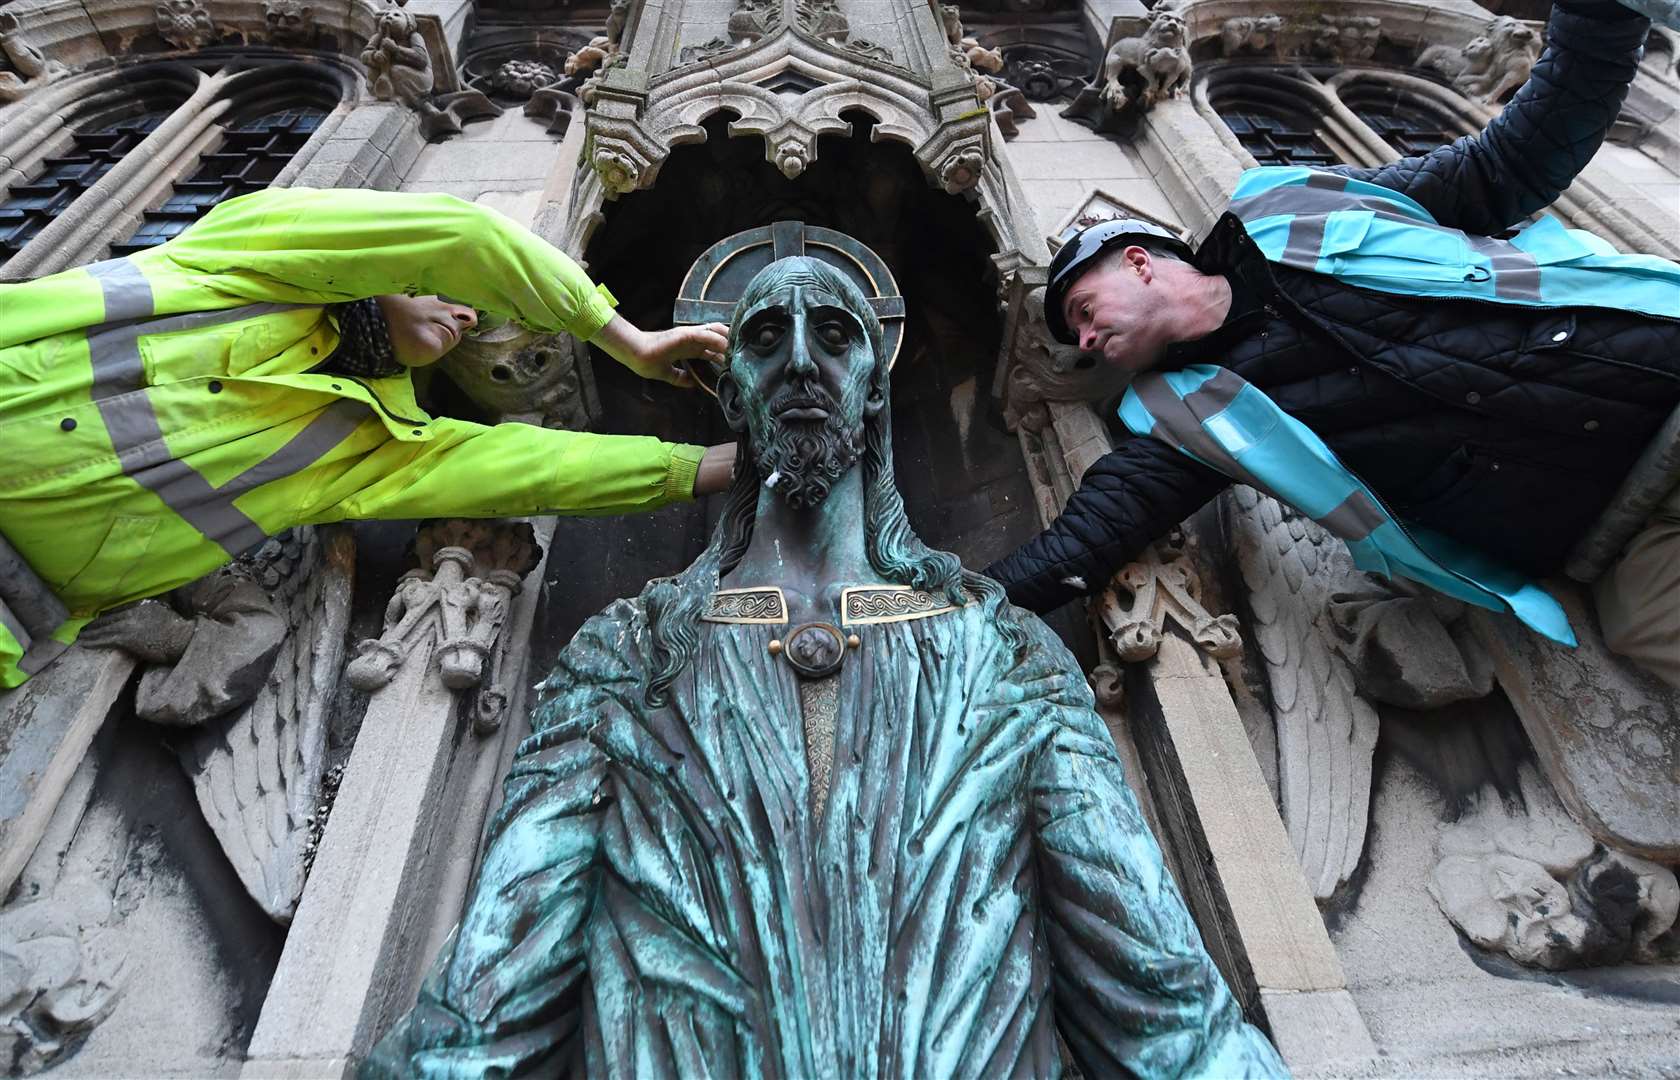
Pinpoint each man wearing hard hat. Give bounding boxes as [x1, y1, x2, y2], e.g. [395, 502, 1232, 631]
[986, 0, 1680, 684]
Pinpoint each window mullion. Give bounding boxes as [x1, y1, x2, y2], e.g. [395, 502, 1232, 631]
[2, 68, 226, 279]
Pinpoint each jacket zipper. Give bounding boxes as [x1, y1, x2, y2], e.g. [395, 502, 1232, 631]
[345, 376, 430, 427]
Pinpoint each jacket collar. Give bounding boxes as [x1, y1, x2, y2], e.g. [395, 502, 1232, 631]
[1159, 214, 1281, 370]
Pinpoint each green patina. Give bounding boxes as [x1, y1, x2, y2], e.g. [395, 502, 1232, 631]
[364, 257, 1288, 1080]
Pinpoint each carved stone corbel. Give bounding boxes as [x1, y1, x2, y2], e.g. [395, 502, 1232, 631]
[346, 520, 543, 734]
[915, 116, 989, 195]
[1310, 14, 1383, 64]
[586, 112, 668, 194]
[1098, 542, 1241, 663]
[0, 13, 67, 102]
[1063, 7, 1190, 128]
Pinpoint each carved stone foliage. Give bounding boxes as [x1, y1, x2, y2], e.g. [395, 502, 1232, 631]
[0, 877, 123, 1076]
[1419, 15, 1541, 105]
[0, 12, 67, 103]
[347, 520, 543, 734]
[1098, 541, 1241, 663]
[77, 528, 357, 924]
[262, 0, 318, 47]
[1431, 764, 1679, 970]
[155, 0, 217, 50]
[584, 33, 992, 200]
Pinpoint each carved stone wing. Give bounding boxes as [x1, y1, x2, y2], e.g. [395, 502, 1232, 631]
[177, 526, 355, 924]
[1229, 487, 1379, 902]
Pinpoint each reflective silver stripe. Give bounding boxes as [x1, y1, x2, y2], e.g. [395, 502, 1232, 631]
[1468, 234, 1543, 301]
[1130, 374, 1250, 482]
[1146, 369, 1390, 543]
[86, 258, 154, 322]
[1305, 171, 1349, 192]
[88, 302, 308, 399]
[219, 399, 369, 498]
[1320, 490, 1385, 542]
[79, 296, 358, 558]
[1228, 184, 1455, 235]
[128, 456, 268, 556]
[1230, 182, 1547, 300]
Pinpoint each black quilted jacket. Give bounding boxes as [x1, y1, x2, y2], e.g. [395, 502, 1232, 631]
[987, 1, 1680, 615]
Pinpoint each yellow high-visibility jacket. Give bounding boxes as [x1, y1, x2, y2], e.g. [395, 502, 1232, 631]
[0, 186, 705, 687]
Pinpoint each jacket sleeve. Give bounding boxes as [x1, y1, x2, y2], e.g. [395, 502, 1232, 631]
[160, 187, 621, 342]
[983, 436, 1228, 614]
[1327, 2, 1650, 233]
[299, 417, 705, 524]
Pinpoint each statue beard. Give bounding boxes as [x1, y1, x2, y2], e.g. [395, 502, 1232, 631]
[754, 383, 865, 510]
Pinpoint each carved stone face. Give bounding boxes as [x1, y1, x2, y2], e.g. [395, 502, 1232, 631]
[438, 324, 583, 426]
[1146, 11, 1187, 48]
[264, 0, 311, 42]
[719, 257, 883, 510]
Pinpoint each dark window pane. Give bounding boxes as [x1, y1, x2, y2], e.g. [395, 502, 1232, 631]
[1217, 108, 1337, 167]
[110, 107, 326, 255]
[1356, 107, 1454, 158]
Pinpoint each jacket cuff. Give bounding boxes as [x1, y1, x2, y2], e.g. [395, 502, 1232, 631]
[664, 443, 705, 502]
[576, 282, 620, 341]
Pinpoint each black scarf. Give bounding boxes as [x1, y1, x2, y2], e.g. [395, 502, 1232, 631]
[322, 298, 403, 379]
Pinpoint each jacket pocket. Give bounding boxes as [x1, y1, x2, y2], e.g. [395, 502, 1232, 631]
[58, 514, 160, 616]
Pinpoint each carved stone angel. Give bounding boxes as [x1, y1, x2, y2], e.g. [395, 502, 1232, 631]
[79, 527, 355, 922]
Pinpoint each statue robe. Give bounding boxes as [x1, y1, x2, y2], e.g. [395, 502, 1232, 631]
[365, 590, 1286, 1079]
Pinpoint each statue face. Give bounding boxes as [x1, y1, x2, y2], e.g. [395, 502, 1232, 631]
[720, 258, 882, 510]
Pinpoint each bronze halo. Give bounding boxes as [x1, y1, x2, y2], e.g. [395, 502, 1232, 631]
[673, 222, 906, 398]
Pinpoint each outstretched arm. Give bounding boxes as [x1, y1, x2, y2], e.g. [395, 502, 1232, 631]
[984, 436, 1227, 614]
[1328, 2, 1650, 232]
[298, 416, 709, 523]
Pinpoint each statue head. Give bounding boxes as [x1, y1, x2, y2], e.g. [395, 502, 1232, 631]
[716, 256, 885, 510]
[638, 254, 1024, 704]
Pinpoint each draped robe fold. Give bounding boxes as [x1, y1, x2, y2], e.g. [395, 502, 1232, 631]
[365, 596, 1285, 1080]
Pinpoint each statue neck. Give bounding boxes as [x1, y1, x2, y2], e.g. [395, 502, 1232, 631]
[724, 468, 890, 598]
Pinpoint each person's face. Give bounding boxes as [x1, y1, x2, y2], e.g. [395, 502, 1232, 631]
[1061, 247, 1166, 374]
[721, 273, 880, 508]
[375, 294, 479, 367]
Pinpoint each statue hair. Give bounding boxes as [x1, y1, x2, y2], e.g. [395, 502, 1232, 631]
[641, 257, 1026, 706]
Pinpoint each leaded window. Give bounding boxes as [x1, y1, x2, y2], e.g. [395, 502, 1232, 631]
[112, 108, 326, 254]
[0, 113, 168, 256]
[1220, 110, 1337, 167]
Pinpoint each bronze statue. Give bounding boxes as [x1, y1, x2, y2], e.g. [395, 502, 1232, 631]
[365, 255, 1287, 1079]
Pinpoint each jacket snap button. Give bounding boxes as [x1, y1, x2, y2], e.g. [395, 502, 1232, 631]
[411, 429, 424, 436]
[59, 417, 76, 432]
[1491, 462, 1501, 471]
[208, 380, 222, 394]
[1584, 419, 1600, 431]
[1552, 330, 1568, 343]
[331, 383, 342, 391]
[1465, 392, 1482, 405]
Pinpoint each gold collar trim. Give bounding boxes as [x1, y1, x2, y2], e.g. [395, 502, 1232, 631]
[699, 585, 964, 626]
